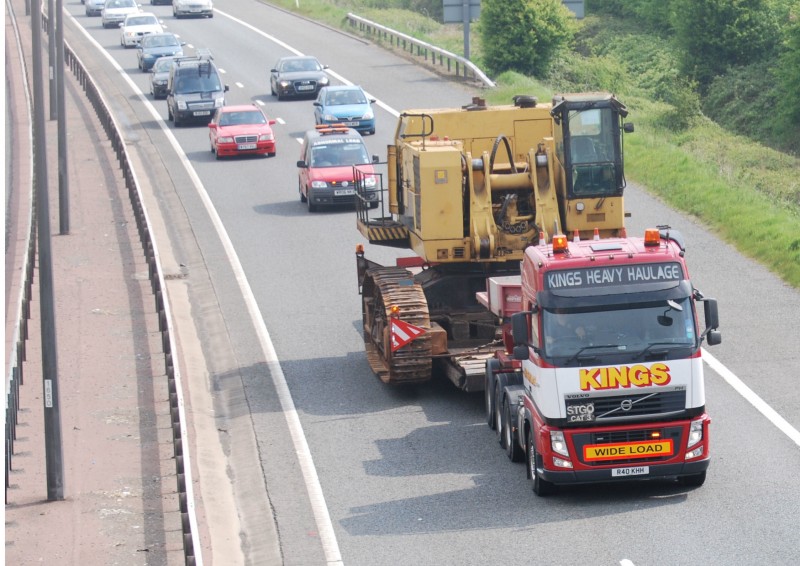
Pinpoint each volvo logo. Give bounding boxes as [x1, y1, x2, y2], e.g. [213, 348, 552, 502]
[620, 399, 633, 412]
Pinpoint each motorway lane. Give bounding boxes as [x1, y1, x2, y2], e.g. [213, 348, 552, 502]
[63, 2, 800, 564]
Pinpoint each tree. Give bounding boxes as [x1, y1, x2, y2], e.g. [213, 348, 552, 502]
[671, 0, 780, 90]
[774, 10, 800, 148]
[479, 0, 575, 78]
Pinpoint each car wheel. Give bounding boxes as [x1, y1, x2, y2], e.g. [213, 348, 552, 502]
[268, 152, 276, 158]
[307, 198, 317, 213]
[299, 180, 307, 203]
[167, 105, 173, 121]
[485, 359, 498, 428]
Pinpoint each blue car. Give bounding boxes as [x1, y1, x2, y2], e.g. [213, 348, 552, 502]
[137, 33, 184, 72]
[313, 85, 376, 135]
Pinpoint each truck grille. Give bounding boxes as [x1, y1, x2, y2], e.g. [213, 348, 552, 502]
[566, 390, 686, 422]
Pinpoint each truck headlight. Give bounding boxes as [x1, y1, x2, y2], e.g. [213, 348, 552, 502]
[687, 419, 703, 449]
[214, 97, 224, 108]
[550, 431, 569, 458]
[363, 175, 377, 188]
[177, 100, 187, 110]
[311, 180, 328, 188]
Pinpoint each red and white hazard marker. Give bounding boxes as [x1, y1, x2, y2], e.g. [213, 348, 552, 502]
[390, 317, 426, 352]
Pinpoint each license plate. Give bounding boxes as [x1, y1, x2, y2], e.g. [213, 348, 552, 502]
[193, 110, 211, 116]
[334, 189, 355, 196]
[237, 143, 257, 150]
[190, 8, 202, 12]
[343, 121, 359, 127]
[612, 466, 649, 477]
[297, 85, 314, 91]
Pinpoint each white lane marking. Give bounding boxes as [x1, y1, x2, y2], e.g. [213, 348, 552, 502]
[217, 67, 227, 74]
[620, 560, 636, 566]
[235, 82, 244, 88]
[703, 349, 800, 446]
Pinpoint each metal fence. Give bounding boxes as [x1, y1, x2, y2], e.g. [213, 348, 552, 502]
[344, 13, 495, 88]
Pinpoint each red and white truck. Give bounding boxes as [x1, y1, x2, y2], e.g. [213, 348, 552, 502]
[483, 227, 721, 495]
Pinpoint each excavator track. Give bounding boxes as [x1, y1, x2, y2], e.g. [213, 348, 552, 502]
[362, 267, 432, 385]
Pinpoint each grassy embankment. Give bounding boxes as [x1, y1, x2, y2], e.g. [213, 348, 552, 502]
[266, 0, 800, 289]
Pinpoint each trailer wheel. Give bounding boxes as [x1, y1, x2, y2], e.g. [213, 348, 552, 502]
[528, 430, 556, 496]
[503, 399, 524, 463]
[679, 471, 706, 487]
[485, 359, 499, 429]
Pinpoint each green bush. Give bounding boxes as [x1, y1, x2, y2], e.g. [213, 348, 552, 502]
[479, 0, 575, 78]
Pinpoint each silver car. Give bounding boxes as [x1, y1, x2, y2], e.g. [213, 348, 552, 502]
[101, 0, 140, 28]
[172, 0, 213, 18]
[84, 0, 105, 16]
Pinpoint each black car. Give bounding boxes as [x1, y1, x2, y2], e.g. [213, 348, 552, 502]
[166, 55, 229, 126]
[270, 56, 330, 100]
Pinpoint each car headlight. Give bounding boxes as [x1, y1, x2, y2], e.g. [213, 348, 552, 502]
[322, 113, 337, 122]
[363, 175, 377, 188]
[214, 97, 224, 108]
[279, 80, 291, 88]
[310, 180, 328, 188]
[177, 100, 187, 110]
[217, 136, 234, 143]
[154, 79, 166, 85]
[319, 76, 330, 86]
[362, 110, 374, 120]
[258, 133, 274, 141]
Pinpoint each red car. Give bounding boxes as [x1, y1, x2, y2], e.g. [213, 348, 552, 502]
[297, 125, 379, 212]
[208, 104, 277, 159]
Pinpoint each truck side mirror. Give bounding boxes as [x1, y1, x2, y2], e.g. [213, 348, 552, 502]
[510, 311, 529, 346]
[700, 297, 721, 345]
[703, 298, 719, 330]
[512, 345, 529, 361]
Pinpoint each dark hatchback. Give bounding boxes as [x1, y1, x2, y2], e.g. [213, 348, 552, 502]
[270, 55, 330, 100]
[137, 32, 184, 72]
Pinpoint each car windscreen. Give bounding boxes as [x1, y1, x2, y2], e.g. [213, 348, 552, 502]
[312, 141, 370, 167]
[220, 111, 266, 126]
[175, 72, 221, 94]
[127, 16, 157, 26]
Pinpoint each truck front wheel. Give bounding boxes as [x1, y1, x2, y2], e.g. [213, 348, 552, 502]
[527, 430, 556, 496]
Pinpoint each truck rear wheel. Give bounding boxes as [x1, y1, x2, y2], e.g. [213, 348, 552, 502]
[494, 380, 505, 445]
[485, 359, 499, 429]
[527, 430, 556, 496]
[503, 399, 524, 462]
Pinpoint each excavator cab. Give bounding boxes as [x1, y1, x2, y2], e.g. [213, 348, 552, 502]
[550, 93, 632, 238]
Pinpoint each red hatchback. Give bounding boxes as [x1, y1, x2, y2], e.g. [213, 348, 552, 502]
[208, 104, 277, 159]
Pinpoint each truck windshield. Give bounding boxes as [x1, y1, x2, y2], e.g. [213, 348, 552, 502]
[543, 298, 696, 360]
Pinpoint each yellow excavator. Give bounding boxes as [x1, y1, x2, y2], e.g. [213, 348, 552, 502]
[354, 93, 633, 390]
